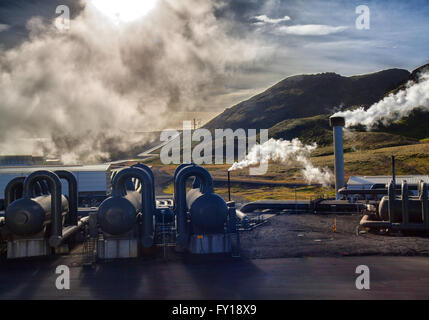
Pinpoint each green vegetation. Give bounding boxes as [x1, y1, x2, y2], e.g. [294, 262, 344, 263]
[205, 69, 410, 132]
[162, 182, 335, 202]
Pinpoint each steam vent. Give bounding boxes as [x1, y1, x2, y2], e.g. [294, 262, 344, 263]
[329, 116, 345, 199]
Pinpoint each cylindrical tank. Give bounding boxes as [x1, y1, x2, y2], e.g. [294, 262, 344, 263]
[186, 188, 228, 234]
[379, 196, 423, 223]
[5, 195, 69, 236]
[97, 191, 142, 235]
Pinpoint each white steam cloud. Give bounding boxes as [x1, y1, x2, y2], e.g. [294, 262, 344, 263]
[0, 0, 272, 163]
[334, 71, 429, 128]
[229, 138, 333, 186]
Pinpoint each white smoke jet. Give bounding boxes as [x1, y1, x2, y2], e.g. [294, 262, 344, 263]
[229, 138, 333, 186]
[0, 0, 273, 163]
[333, 71, 429, 128]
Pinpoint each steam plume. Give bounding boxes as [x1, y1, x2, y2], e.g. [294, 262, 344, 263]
[334, 71, 429, 128]
[229, 138, 333, 186]
[0, 0, 272, 163]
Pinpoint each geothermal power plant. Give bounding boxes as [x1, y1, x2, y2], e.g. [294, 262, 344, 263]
[0, 116, 428, 263]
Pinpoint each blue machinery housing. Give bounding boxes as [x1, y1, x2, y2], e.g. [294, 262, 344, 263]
[0, 164, 239, 259]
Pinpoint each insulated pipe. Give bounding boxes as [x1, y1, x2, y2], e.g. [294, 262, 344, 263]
[401, 180, 409, 225]
[360, 215, 392, 229]
[56, 216, 89, 247]
[23, 171, 63, 247]
[236, 210, 250, 229]
[419, 181, 429, 227]
[38, 180, 50, 195]
[228, 171, 231, 202]
[388, 180, 395, 222]
[55, 170, 78, 226]
[174, 165, 214, 247]
[4, 177, 25, 210]
[131, 163, 155, 212]
[173, 163, 195, 210]
[330, 116, 345, 200]
[112, 167, 155, 247]
[338, 187, 389, 195]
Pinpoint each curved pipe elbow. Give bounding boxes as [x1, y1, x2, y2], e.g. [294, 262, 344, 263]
[174, 165, 214, 246]
[4, 177, 25, 210]
[112, 167, 155, 247]
[55, 170, 78, 226]
[23, 170, 63, 247]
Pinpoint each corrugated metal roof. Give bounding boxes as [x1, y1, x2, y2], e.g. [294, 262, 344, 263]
[0, 164, 110, 173]
[347, 175, 429, 187]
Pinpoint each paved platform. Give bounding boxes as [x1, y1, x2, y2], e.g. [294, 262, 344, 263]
[0, 256, 428, 299]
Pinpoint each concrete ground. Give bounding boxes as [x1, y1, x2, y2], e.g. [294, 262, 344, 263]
[1, 213, 428, 300]
[0, 255, 428, 299]
[240, 213, 429, 258]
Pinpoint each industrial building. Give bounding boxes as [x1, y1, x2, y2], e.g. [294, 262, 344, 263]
[0, 164, 112, 210]
[0, 155, 46, 167]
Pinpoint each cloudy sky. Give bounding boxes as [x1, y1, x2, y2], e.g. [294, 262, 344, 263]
[0, 0, 428, 162]
[1, 0, 428, 111]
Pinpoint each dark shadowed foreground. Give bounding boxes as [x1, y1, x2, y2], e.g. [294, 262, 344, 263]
[0, 255, 428, 299]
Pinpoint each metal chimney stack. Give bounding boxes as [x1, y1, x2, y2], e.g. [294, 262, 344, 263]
[330, 116, 345, 199]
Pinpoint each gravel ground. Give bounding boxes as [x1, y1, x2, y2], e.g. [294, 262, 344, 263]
[240, 213, 429, 259]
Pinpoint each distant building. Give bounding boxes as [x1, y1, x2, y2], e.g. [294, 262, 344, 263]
[346, 175, 429, 201]
[0, 155, 45, 166]
[0, 164, 112, 208]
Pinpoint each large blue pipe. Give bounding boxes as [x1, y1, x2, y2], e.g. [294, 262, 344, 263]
[111, 167, 155, 247]
[55, 170, 78, 227]
[174, 165, 214, 246]
[131, 163, 155, 212]
[23, 171, 64, 247]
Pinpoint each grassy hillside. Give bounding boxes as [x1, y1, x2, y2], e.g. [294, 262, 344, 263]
[205, 68, 410, 131]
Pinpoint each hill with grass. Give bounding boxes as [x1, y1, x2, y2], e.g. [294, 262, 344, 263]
[204, 64, 429, 148]
[205, 68, 410, 131]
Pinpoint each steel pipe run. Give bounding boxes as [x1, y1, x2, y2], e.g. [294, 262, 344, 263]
[401, 180, 409, 225]
[388, 180, 395, 223]
[56, 216, 89, 247]
[360, 215, 392, 229]
[55, 170, 78, 227]
[419, 181, 429, 227]
[174, 165, 215, 247]
[338, 187, 389, 195]
[236, 210, 251, 229]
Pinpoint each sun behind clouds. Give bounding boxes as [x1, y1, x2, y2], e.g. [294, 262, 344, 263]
[89, 0, 158, 23]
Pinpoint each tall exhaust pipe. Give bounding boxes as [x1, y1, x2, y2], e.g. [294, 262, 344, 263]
[330, 116, 345, 200]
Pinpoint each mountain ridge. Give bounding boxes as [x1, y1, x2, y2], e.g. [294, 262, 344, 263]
[205, 68, 410, 131]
